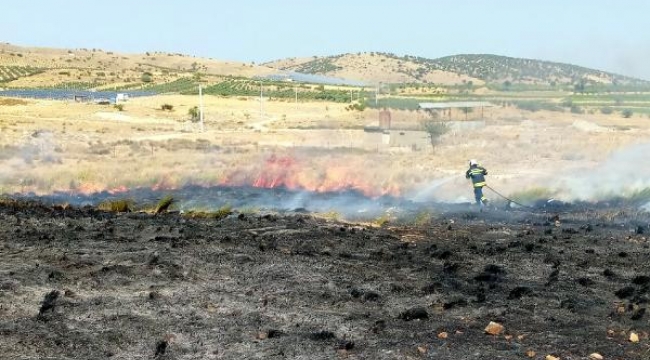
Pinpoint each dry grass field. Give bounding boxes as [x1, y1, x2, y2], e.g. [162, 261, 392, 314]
[3, 44, 650, 360]
[1, 93, 649, 206]
[1, 42, 650, 208]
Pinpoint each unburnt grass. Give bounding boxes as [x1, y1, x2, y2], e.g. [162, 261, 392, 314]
[97, 198, 134, 213]
[182, 205, 232, 220]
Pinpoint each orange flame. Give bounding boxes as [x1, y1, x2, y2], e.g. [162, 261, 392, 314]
[151, 175, 178, 192]
[221, 154, 400, 197]
[17, 155, 400, 199]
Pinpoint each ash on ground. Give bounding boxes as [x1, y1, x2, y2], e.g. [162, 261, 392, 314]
[0, 195, 649, 359]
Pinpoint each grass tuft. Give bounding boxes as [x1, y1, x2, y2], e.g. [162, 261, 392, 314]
[97, 198, 133, 212]
[317, 211, 341, 222]
[412, 210, 432, 226]
[509, 187, 554, 205]
[0, 197, 29, 209]
[374, 214, 391, 227]
[183, 205, 232, 220]
[625, 188, 650, 203]
[155, 195, 174, 214]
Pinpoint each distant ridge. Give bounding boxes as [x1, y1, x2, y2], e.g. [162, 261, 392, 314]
[265, 52, 648, 86]
[1, 42, 647, 89]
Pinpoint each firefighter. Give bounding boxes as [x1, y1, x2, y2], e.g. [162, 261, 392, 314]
[466, 159, 488, 206]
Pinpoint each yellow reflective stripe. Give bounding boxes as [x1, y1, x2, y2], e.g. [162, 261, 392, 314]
[473, 182, 486, 187]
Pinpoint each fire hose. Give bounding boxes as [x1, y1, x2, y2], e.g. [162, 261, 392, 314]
[484, 184, 534, 210]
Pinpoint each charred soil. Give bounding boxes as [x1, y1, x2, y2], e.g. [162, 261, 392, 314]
[1, 200, 650, 359]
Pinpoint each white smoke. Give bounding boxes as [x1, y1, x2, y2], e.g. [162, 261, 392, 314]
[553, 142, 650, 202]
[0, 130, 61, 193]
[642, 202, 650, 213]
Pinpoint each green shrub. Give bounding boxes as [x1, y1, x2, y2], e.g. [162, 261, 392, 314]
[161, 104, 174, 111]
[141, 72, 153, 83]
[570, 105, 583, 114]
[622, 109, 633, 118]
[560, 98, 573, 107]
[345, 102, 366, 111]
[514, 101, 563, 112]
[600, 107, 614, 115]
[421, 119, 448, 149]
[188, 106, 199, 122]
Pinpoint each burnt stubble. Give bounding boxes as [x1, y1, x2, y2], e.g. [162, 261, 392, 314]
[0, 199, 649, 359]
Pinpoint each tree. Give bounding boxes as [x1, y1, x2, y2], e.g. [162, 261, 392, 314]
[573, 78, 586, 93]
[570, 105, 584, 114]
[622, 109, 633, 118]
[188, 106, 199, 122]
[141, 72, 153, 83]
[421, 119, 448, 150]
[600, 107, 613, 115]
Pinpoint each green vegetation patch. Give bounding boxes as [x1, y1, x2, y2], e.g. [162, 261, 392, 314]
[155, 195, 175, 214]
[198, 79, 355, 103]
[0, 65, 44, 83]
[509, 187, 555, 205]
[97, 198, 134, 213]
[293, 58, 343, 74]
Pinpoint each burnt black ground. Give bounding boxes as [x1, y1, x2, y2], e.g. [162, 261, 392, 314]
[1, 199, 650, 359]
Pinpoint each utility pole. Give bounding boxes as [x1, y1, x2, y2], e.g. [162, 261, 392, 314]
[375, 85, 378, 107]
[199, 84, 204, 132]
[295, 86, 298, 110]
[260, 81, 264, 120]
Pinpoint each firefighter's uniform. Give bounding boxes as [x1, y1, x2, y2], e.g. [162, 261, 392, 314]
[465, 160, 488, 205]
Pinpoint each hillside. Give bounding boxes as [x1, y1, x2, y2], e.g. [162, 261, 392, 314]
[2, 42, 648, 92]
[265, 52, 648, 86]
[0, 42, 279, 89]
[264, 53, 482, 86]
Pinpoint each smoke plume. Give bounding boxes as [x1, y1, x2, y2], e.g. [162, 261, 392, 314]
[553, 142, 650, 203]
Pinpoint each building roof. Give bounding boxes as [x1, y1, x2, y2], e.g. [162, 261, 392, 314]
[419, 101, 493, 109]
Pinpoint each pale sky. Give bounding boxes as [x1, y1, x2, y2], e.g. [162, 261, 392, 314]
[2, 0, 649, 79]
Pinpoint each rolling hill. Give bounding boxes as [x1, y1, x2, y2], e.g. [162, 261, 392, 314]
[1, 42, 648, 92]
[0, 42, 279, 89]
[264, 52, 648, 86]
